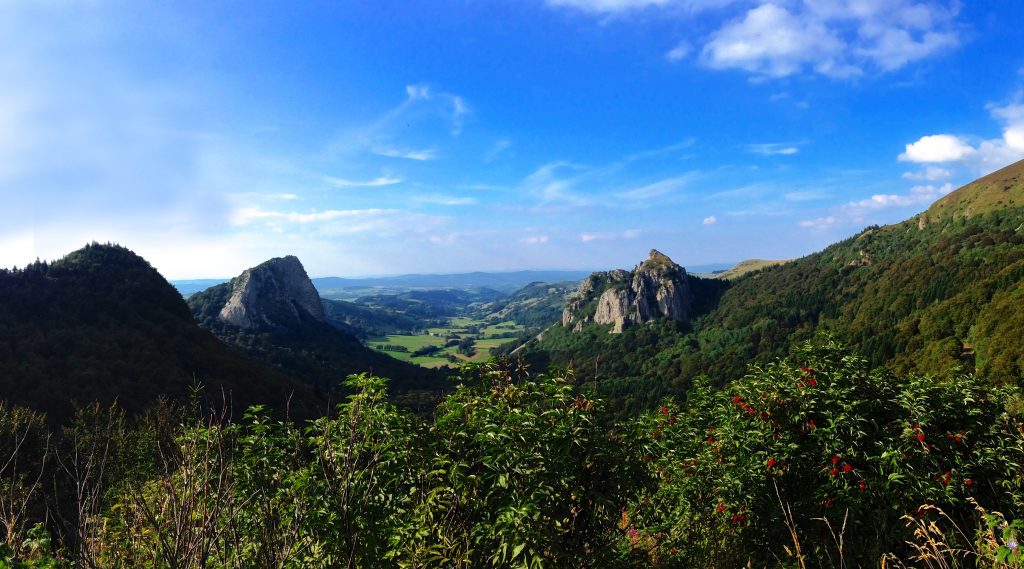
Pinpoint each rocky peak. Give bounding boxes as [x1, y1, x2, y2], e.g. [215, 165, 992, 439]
[218, 255, 326, 330]
[562, 249, 694, 333]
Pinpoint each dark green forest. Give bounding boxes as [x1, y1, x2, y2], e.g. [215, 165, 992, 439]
[0, 243, 323, 423]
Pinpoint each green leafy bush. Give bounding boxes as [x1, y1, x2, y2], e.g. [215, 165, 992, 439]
[623, 338, 1024, 567]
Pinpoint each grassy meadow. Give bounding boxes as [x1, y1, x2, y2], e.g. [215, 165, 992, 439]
[367, 317, 525, 368]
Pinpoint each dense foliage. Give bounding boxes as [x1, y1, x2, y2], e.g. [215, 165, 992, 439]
[1, 342, 1022, 567]
[0, 243, 320, 423]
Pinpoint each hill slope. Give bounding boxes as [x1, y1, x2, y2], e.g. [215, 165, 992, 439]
[523, 159, 1024, 414]
[188, 256, 448, 396]
[0, 243, 320, 422]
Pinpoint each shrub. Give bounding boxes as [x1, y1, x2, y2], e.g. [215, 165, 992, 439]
[624, 338, 1024, 567]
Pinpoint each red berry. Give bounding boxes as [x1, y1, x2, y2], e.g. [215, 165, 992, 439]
[916, 433, 926, 442]
[808, 378, 817, 386]
[717, 504, 726, 513]
[829, 467, 839, 477]
[767, 458, 776, 468]
[858, 480, 867, 492]
[832, 456, 841, 464]
[661, 406, 669, 415]
[965, 479, 973, 486]
[843, 463, 853, 473]
[706, 437, 715, 443]
[732, 396, 741, 405]
[808, 420, 816, 429]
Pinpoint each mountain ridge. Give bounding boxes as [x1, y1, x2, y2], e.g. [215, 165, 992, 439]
[520, 159, 1024, 415]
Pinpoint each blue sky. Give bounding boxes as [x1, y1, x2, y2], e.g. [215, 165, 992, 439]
[1, 0, 1022, 278]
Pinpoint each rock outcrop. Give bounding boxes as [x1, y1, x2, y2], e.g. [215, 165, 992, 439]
[562, 249, 694, 333]
[218, 256, 326, 330]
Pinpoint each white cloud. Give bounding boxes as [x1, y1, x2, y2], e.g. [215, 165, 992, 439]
[783, 189, 828, 201]
[233, 207, 393, 225]
[326, 176, 404, 187]
[666, 41, 692, 61]
[372, 146, 439, 161]
[902, 166, 951, 181]
[700, 1, 959, 79]
[546, 0, 672, 14]
[798, 215, 838, 230]
[746, 142, 801, 156]
[899, 134, 976, 163]
[798, 182, 953, 230]
[703, 3, 848, 78]
[616, 175, 693, 200]
[414, 194, 477, 206]
[898, 99, 1024, 171]
[580, 229, 641, 242]
[521, 235, 550, 245]
[854, 28, 957, 71]
[484, 138, 512, 162]
[522, 162, 593, 207]
[405, 84, 431, 100]
[703, 215, 718, 225]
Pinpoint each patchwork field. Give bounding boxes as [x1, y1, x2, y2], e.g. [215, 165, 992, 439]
[367, 318, 525, 368]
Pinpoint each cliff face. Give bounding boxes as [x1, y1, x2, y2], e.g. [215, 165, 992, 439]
[562, 249, 694, 333]
[217, 256, 326, 330]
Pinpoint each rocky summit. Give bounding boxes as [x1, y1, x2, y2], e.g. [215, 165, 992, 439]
[562, 249, 693, 333]
[218, 255, 326, 330]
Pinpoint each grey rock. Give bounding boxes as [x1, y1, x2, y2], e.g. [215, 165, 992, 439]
[218, 256, 326, 330]
[562, 249, 693, 333]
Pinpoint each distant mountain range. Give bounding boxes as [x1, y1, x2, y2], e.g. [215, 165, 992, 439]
[173, 266, 738, 298]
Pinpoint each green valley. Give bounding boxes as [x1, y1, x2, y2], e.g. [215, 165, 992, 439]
[367, 317, 526, 368]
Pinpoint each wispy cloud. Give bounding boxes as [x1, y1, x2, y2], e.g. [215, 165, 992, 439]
[546, 0, 673, 14]
[521, 235, 550, 245]
[559, 0, 962, 80]
[666, 41, 692, 61]
[580, 229, 641, 242]
[484, 138, 512, 162]
[616, 174, 695, 200]
[326, 176, 404, 187]
[745, 142, 801, 156]
[798, 183, 954, 230]
[372, 146, 439, 161]
[413, 194, 477, 206]
[522, 161, 594, 207]
[703, 215, 718, 225]
[902, 167, 952, 181]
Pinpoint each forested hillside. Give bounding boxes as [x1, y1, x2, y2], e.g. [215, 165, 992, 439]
[0, 243, 322, 423]
[524, 159, 1024, 415]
